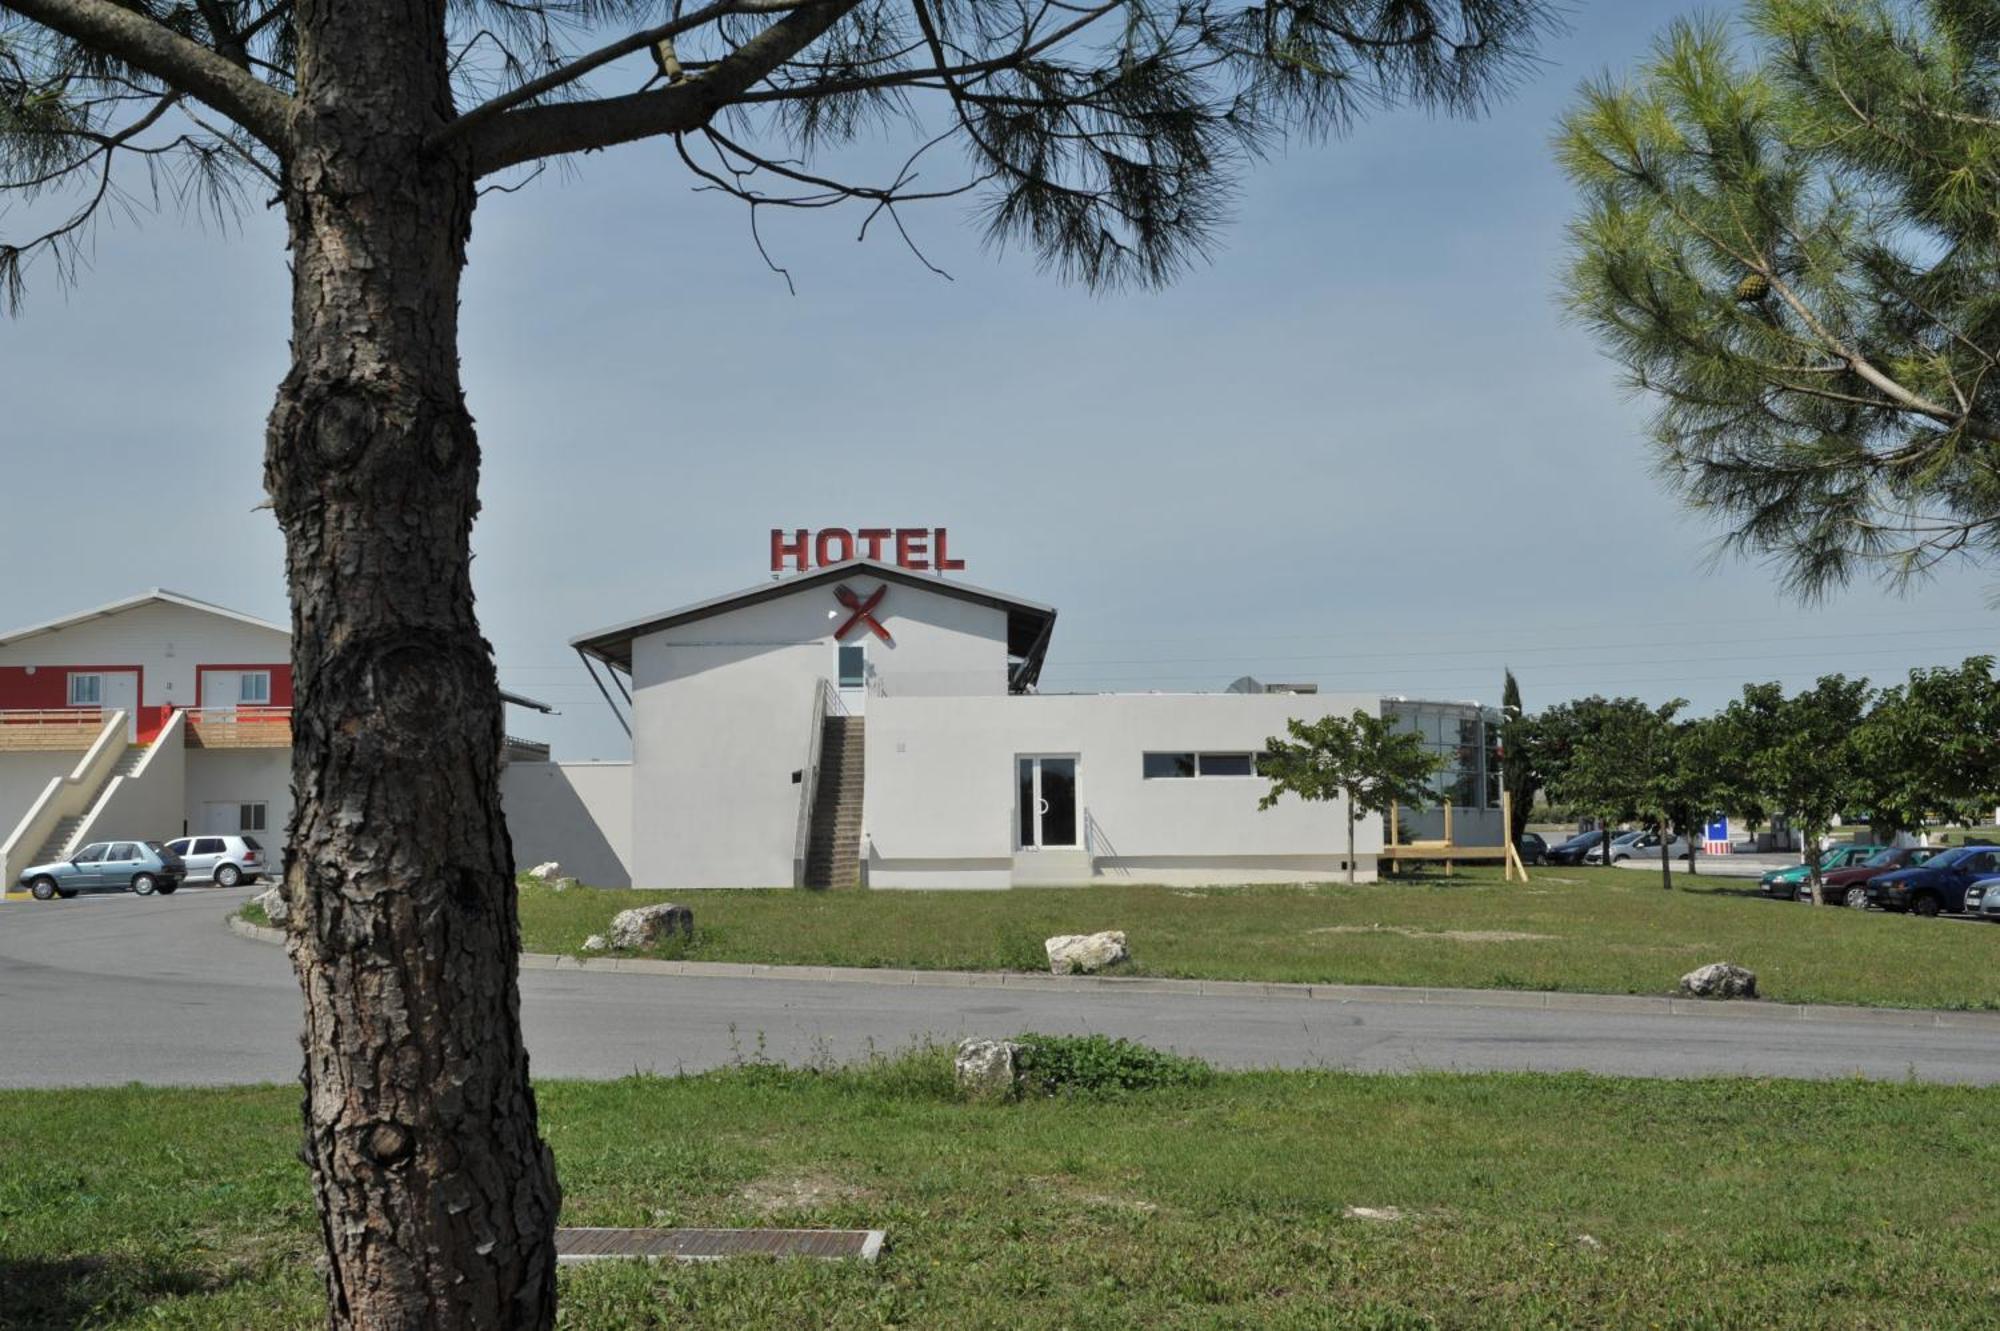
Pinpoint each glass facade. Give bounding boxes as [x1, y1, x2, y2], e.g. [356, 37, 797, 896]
[1382, 700, 1503, 811]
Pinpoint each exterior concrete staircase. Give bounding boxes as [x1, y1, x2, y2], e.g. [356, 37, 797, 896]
[803, 716, 865, 890]
[33, 816, 87, 866]
[31, 742, 146, 864]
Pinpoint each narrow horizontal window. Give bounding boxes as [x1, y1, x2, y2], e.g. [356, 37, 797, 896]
[1197, 753, 1254, 777]
[1143, 752, 1196, 779]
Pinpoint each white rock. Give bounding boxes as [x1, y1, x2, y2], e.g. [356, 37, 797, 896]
[525, 861, 562, 881]
[252, 886, 289, 926]
[550, 877, 576, 893]
[582, 934, 608, 952]
[1343, 1206, 1408, 1223]
[1679, 962, 1757, 999]
[954, 1038, 1025, 1100]
[1044, 931, 1129, 976]
[608, 903, 694, 950]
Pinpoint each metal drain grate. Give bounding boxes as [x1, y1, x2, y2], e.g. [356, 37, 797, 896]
[555, 1227, 885, 1264]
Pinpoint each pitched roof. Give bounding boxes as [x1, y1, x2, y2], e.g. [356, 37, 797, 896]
[0, 588, 288, 647]
[570, 559, 1059, 690]
[0, 589, 557, 712]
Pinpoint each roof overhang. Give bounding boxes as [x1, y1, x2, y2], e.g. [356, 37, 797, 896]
[570, 560, 1058, 691]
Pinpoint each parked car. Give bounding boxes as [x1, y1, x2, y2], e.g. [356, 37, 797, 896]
[1758, 844, 1884, 898]
[1586, 829, 1691, 864]
[1516, 832, 1549, 867]
[1795, 845, 1939, 907]
[162, 834, 267, 887]
[17, 840, 185, 900]
[1964, 876, 2000, 922]
[1545, 830, 1612, 866]
[1865, 845, 2000, 917]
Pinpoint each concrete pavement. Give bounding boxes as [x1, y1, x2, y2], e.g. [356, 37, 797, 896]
[3, 885, 1998, 1088]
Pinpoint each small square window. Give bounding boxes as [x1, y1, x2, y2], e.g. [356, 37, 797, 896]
[239, 672, 272, 705]
[239, 803, 267, 833]
[1143, 753, 1196, 779]
[837, 644, 865, 689]
[69, 674, 103, 706]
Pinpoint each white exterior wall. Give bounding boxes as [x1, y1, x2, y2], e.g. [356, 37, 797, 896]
[184, 749, 293, 843]
[500, 761, 633, 888]
[88, 715, 187, 846]
[629, 580, 1009, 888]
[0, 600, 288, 709]
[864, 692, 1385, 888]
[0, 754, 76, 834]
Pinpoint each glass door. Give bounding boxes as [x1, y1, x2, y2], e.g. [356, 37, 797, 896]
[1016, 756, 1078, 849]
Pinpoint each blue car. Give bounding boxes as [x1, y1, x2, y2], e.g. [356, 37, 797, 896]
[1865, 845, 2000, 917]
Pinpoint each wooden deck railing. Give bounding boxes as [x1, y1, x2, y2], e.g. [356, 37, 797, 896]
[0, 709, 108, 751]
[184, 707, 293, 749]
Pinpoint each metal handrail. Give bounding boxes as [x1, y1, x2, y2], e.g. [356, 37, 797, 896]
[0, 708, 107, 725]
[791, 679, 847, 887]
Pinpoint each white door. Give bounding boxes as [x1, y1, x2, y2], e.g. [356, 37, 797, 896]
[100, 671, 139, 741]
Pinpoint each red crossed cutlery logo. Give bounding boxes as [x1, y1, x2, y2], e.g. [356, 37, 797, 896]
[833, 584, 892, 643]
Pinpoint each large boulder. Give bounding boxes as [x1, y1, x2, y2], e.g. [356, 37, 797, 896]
[252, 886, 289, 926]
[608, 903, 694, 950]
[954, 1038, 1025, 1100]
[525, 861, 563, 881]
[1680, 962, 1757, 999]
[1045, 931, 1129, 976]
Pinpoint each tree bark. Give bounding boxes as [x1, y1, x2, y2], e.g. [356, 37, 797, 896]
[1346, 805, 1355, 885]
[266, 4, 559, 1326]
[1659, 819, 1671, 891]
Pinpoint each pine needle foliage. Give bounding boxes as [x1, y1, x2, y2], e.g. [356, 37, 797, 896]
[1557, 1, 2000, 596]
[1, 0, 1560, 308]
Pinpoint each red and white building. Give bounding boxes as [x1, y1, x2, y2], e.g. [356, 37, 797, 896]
[0, 590, 548, 894]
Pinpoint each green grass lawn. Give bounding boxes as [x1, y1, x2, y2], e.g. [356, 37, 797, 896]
[6, 1056, 1998, 1329]
[507, 865, 2000, 1011]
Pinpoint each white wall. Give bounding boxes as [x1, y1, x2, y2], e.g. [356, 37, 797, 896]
[0, 599, 288, 710]
[864, 692, 1385, 888]
[0, 753, 77, 834]
[184, 749, 292, 843]
[628, 579, 1011, 888]
[86, 714, 187, 846]
[500, 761, 632, 888]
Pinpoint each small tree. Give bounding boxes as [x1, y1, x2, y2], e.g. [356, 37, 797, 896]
[1640, 710, 1725, 888]
[1260, 710, 1439, 884]
[1536, 695, 1658, 867]
[1754, 675, 1872, 904]
[1853, 656, 2000, 842]
[1500, 668, 1538, 846]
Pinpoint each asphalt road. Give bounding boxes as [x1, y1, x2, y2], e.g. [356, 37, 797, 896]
[3, 885, 1997, 1089]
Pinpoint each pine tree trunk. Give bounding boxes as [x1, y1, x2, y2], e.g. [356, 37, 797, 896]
[266, 4, 560, 1326]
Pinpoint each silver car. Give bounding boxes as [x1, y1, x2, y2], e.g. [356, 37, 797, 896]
[1965, 877, 2000, 922]
[161, 834, 268, 887]
[17, 840, 185, 899]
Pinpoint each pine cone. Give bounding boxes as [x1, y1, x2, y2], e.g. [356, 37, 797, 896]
[1733, 272, 1771, 303]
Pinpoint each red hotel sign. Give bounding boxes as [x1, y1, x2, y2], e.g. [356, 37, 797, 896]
[771, 527, 965, 574]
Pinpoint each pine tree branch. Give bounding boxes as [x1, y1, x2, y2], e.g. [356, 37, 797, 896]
[466, 0, 865, 176]
[3, 0, 293, 151]
[430, 0, 808, 152]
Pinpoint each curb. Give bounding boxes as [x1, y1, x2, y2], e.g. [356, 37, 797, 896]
[225, 913, 2000, 1033]
[227, 914, 286, 946]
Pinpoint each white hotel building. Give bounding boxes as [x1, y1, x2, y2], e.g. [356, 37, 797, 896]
[0, 565, 1500, 896]
[507, 552, 1502, 889]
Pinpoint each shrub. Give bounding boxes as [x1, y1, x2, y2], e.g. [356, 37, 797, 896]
[1014, 1033, 1213, 1097]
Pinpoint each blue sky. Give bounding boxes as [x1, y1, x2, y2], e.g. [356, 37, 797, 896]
[1, 1, 1993, 759]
